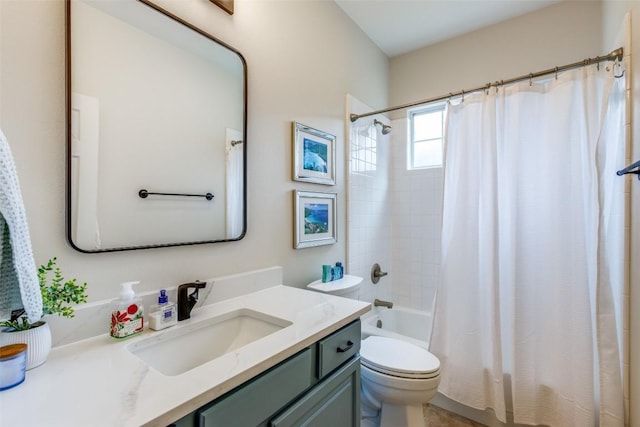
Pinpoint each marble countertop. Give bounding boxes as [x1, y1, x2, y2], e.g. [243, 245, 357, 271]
[0, 285, 371, 427]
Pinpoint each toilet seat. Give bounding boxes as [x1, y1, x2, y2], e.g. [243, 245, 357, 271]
[360, 336, 440, 380]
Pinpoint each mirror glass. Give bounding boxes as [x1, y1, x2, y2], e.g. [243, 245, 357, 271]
[67, 0, 247, 252]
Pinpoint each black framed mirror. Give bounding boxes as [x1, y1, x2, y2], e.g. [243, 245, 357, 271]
[66, 0, 247, 252]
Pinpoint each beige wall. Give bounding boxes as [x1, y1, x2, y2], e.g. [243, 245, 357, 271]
[0, 0, 388, 302]
[389, 1, 602, 118]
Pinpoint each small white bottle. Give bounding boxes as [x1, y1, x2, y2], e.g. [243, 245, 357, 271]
[110, 281, 144, 339]
[149, 289, 177, 331]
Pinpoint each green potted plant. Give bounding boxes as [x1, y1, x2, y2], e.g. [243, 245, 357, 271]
[0, 257, 88, 369]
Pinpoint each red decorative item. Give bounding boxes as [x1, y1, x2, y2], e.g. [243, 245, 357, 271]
[110, 281, 144, 338]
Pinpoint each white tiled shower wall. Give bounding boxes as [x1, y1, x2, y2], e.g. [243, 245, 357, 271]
[346, 95, 393, 304]
[390, 118, 442, 312]
[346, 95, 443, 312]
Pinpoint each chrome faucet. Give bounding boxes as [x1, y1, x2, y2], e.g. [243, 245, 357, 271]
[373, 298, 393, 309]
[177, 280, 207, 321]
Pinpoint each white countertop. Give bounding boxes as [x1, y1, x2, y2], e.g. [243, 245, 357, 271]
[0, 285, 370, 427]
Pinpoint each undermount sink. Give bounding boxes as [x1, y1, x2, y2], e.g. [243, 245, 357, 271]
[127, 308, 292, 376]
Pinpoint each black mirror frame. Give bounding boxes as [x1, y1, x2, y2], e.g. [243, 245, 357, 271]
[65, 0, 248, 253]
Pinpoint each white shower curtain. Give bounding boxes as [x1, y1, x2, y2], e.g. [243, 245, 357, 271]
[431, 65, 626, 426]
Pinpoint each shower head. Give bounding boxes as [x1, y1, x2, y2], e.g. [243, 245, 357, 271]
[373, 119, 392, 135]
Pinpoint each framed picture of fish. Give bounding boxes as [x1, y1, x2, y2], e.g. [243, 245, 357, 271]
[293, 190, 337, 249]
[292, 122, 336, 185]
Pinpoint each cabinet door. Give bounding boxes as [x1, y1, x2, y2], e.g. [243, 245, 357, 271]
[168, 412, 196, 427]
[198, 348, 314, 426]
[270, 356, 360, 427]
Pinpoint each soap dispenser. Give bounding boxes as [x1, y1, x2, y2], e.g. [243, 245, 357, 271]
[149, 289, 177, 331]
[110, 281, 144, 338]
[334, 262, 344, 280]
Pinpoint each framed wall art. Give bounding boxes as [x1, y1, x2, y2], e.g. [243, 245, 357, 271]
[293, 190, 337, 249]
[292, 122, 336, 185]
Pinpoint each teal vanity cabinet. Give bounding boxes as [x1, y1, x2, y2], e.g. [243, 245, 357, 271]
[171, 320, 361, 427]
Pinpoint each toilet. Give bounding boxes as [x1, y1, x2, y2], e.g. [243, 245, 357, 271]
[360, 336, 440, 426]
[307, 275, 441, 427]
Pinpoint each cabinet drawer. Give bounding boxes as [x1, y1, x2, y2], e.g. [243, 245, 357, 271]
[197, 348, 313, 426]
[317, 320, 360, 378]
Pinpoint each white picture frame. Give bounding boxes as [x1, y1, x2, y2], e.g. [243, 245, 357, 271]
[292, 122, 336, 185]
[293, 190, 337, 249]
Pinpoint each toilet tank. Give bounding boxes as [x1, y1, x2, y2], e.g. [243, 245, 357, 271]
[306, 275, 363, 299]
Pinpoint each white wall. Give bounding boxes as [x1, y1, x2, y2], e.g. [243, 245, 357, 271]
[390, 117, 442, 311]
[346, 95, 393, 305]
[0, 0, 387, 305]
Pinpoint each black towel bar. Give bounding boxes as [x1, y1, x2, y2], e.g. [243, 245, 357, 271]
[616, 160, 640, 181]
[616, 160, 640, 180]
[138, 189, 214, 200]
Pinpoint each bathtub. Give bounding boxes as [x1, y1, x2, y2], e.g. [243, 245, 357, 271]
[361, 305, 432, 350]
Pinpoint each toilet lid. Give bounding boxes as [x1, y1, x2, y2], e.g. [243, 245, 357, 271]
[360, 336, 440, 379]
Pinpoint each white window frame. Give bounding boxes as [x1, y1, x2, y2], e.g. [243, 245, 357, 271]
[408, 102, 446, 170]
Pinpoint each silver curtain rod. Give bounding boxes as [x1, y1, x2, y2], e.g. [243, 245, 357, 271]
[350, 47, 624, 122]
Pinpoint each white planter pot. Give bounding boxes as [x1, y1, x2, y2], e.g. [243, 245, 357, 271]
[0, 321, 52, 370]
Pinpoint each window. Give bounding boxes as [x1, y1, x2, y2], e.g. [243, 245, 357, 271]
[409, 103, 446, 169]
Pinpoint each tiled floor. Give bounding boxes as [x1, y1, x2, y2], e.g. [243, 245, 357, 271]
[361, 403, 486, 427]
[424, 404, 487, 426]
